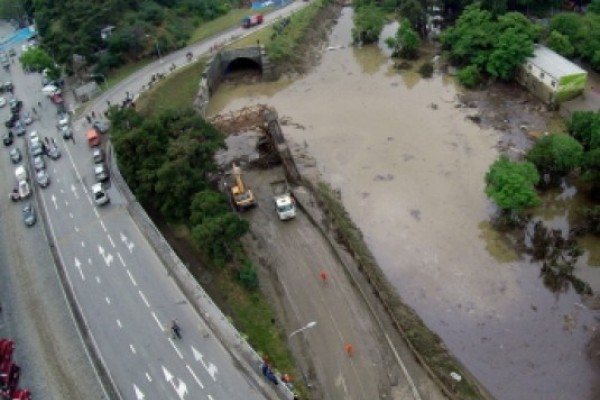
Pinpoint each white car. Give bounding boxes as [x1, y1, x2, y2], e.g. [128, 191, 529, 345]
[0, 96, 6, 107]
[92, 183, 109, 206]
[57, 113, 69, 127]
[29, 130, 39, 141]
[36, 169, 50, 188]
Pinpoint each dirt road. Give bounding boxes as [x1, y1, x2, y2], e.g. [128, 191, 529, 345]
[241, 167, 445, 400]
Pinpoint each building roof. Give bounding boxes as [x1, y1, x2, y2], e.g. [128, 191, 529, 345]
[528, 45, 586, 78]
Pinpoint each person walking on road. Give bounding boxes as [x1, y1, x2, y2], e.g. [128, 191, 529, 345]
[37, 101, 41, 108]
[32, 107, 37, 115]
[85, 115, 91, 124]
[320, 270, 328, 284]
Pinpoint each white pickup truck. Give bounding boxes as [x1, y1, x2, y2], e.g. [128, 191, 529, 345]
[271, 180, 296, 221]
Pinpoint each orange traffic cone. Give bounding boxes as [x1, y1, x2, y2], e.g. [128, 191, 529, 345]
[344, 343, 354, 357]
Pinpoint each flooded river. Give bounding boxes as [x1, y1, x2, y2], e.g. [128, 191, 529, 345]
[209, 7, 600, 400]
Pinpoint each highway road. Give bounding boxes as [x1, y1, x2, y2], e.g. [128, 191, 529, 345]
[0, 3, 311, 399]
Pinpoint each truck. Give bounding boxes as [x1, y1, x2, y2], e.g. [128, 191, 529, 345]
[271, 180, 296, 220]
[228, 163, 256, 210]
[242, 14, 263, 28]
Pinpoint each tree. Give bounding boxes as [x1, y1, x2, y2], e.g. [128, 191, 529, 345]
[485, 155, 540, 213]
[19, 47, 60, 78]
[568, 110, 597, 149]
[589, 0, 600, 14]
[191, 213, 249, 263]
[190, 190, 230, 226]
[486, 27, 534, 80]
[546, 30, 575, 58]
[395, 22, 421, 59]
[525, 133, 583, 179]
[457, 65, 481, 88]
[398, 0, 426, 37]
[352, 4, 386, 44]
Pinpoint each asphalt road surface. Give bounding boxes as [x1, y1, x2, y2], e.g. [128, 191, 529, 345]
[0, 9, 321, 399]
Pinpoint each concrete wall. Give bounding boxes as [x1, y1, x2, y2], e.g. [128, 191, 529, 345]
[194, 46, 272, 117]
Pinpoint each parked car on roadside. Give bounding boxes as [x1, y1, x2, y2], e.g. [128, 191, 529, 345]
[22, 203, 36, 226]
[13, 121, 25, 136]
[22, 111, 32, 125]
[57, 113, 69, 127]
[0, 96, 6, 107]
[92, 148, 105, 163]
[60, 125, 73, 139]
[93, 120, 110, 134]
[35, 169, 50, 188]
[33, 155, 45, 171]
[92, 183, 109, 206]
[30, 141, 43, 157]
[9, 147, 21, 164]
[94, 162, 109, 182]
[3, 130, 13, 146]
[47, 144, 61, 160]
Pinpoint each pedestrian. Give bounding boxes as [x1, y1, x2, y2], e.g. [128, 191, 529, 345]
[86, 115, 91, 124]
[37, 101, 41, 108]
[344, 343, 354, 357]
[44, 137, 49, 144]
[71, 135, 76, 144]
[319, 270, 328, 283]
[91, 110, 96, 119]
[32, 107, 37, 114]
[106, 100, 111, 107]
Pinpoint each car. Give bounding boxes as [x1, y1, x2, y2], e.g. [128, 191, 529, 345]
[29, 130, 39, 142]
[3, 82, 13, 92]
[9, 98, 22, 113]
[33, 155, 45, 171]
[60, 125, 73, 139]
[13, 120, 25, 136]
[30, 140, 43, 156]
[3, 130, 13, 146]
[93, 120, 110, 134]
[94, 162, 109, 182]
[92, 183, 109, 206]
[22, 112, 32, 125]
[22, 204, 36, 226]
[5, 113, 19, 128]
[18, 180, 30, 199]
[36, 169, 50, 188]
[11, 389, 32, 400]
[8, 48, 16, 57]
[92, 148, 105, 163]
[0, 96, 5, 107]
[49, 93, 63, 104]
[9, 147, 21, 164]
[47, 144, 61, 160]
[57, 113, 69, 127]
[0, 361, 20, 395]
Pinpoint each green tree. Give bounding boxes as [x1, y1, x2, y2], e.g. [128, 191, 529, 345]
[457, 65, 481, 88]
[19, 47, 60, 78]
[582, 148, 600, 199]
[396, 22, 421, 59]
[546, 30, 575, 58]
[525, 133, 584, 179]
[568, 110, 598, 149]
[486, 27, 533, 80]
[191, 213, 249, 263]
[190, 190, 231, 226]
[352, 4, 386, 44]
[485, 155, 540, 213]
[590, 0, 600, 14]
[398, 0, 426, 37]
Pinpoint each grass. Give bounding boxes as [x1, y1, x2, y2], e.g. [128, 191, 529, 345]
[136, 58, 207, 116]
[314, 181, 486, 400]
[188, 7, 276, 45]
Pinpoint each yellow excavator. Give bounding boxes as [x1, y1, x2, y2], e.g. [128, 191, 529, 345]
[229, 162, 257, 210]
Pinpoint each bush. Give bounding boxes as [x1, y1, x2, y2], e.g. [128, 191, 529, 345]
[457, 65, 481, 88]
[238, 259, 259, 290]
[418, 62, 434, 78]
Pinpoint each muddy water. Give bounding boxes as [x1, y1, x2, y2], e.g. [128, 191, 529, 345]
[209, 8, 600, 400]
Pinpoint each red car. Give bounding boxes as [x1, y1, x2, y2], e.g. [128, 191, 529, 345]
[0, 340, 14, 363]
[0, 361, 20, 397]
[49, 93, 63, 104]
[11, 388, 31, 400]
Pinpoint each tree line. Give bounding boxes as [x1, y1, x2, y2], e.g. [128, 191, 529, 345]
[110, 107, 258, 289]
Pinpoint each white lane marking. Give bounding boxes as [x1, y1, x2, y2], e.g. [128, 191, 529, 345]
[69, 213, 74, 219]
[64, 200, 69, 207]
[107, 234, 115, 248]
[139, 290, 149, 307]
[60, 189, 64, 194]
[117, 252, 126, 267]
[192, 347, 218, 382]
[86, 195, 92, 206]
[95, 276, 100, 284]
[93, 208, 100, 218]
[208, 395, 214, 400]
[74, 258, 84, 280]
[74, 226, 79, 232]
[151, 311, 162, 329]
[98, 245, 113, 266]
[50, 194, 58, 210]
[130, 344, 136, 354]
[88, 258, 92, 265]
[81, 241, 85, 248]
[71, 184, 79, 199]
[100, 220, 107, 232]
[186, 364, 204, 389]
[117, 320, 122, 328]
[168, 338, 183, 359]
[105, 297, 111, 305]
[120, 232, 135, 253]
[145, 373, 152, 382]
[127, 270, 137, 287]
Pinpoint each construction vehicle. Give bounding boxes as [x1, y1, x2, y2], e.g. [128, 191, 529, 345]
[229, 163, 256, 210]
[242, 14, 263, 28]
[270, 180, 296, 220]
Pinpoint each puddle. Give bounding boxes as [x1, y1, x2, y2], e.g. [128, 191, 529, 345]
[209, 7, 600, 399]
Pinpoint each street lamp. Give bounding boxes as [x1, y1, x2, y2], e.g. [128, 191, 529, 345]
[88, 73, 107, 90]
[289, 321, 317, 338]
[145, 34, 162, 62]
